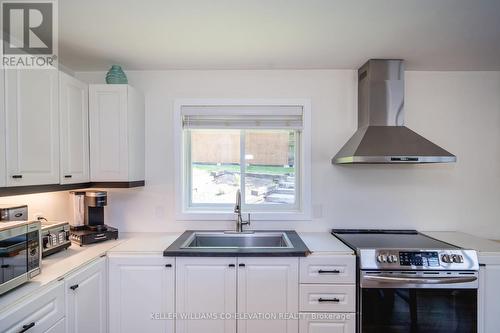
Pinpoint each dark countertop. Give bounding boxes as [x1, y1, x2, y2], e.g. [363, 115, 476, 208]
[163, 230, 310, 257]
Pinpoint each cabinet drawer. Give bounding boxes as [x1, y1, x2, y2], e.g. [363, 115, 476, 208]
[300, 256, 355, 284]
[299, 285, 355, 312]
[0, 281, 65, 333]
[299, 313, 355, 333]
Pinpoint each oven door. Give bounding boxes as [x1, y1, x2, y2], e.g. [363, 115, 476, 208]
[360, 271, 478, 333]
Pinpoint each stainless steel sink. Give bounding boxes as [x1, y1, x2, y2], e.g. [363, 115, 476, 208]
[181, 231, 294, 249]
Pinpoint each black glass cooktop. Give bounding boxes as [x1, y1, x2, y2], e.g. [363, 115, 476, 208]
[332, 229, 458, 250]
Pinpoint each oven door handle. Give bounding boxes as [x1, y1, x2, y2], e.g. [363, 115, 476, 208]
[363, 275, 477, 284]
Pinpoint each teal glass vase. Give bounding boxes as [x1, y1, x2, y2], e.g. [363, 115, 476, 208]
[105, 65, 128, 84]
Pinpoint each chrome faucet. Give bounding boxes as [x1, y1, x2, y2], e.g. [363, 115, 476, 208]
[234, 189, 250, 232]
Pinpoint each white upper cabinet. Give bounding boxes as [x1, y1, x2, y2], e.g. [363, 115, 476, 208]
[65, 256, 107, 333]
[237, 257, 299, 333]
[4, 69, 59, 186]
[59, 72, 89, 184]
[89, 84, 145, 182]
[0, 68, 5, 187]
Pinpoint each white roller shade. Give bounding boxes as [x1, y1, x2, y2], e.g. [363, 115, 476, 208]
[182, 105, 303, 129]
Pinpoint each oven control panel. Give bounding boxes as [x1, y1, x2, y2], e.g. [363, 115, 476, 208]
[398, 251, 440, 267]
[360, 249, 479, 270]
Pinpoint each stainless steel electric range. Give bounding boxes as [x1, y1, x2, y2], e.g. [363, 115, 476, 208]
[332, 229, 479, 333]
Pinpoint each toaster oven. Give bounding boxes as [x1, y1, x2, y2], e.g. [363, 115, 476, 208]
[40, 221, 71, 257]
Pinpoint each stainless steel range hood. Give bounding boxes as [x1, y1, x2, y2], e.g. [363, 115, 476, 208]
[332, 59, 456, 164]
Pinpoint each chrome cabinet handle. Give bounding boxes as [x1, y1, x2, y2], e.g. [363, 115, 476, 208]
[364, 275, 477, 284]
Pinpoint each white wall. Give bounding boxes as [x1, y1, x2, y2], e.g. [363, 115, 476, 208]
[73, 70, 500, 238]
[0, 191, 72, 222]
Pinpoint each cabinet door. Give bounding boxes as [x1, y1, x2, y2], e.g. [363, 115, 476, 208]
[89, 85, 128, 181]
[5, 69, 59, 186]
[299, 314, 355, 333]
[176, 257, 237, 333]
[59, 72, 89, 184]
[0, 280, 65, 333]
[237, 257, 299, 333]
[0, 68, 5, 187]
[108, 255, 175, 333]
[65, 256, 107, 333]
[479, 265, 500, 333]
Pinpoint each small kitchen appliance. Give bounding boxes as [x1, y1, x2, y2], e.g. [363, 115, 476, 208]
[69, 190, 118, 245]
[0, 204, 28, 221]
[0, 220, 41, 295]
[332, 229, 479, 333]
[40, 220, 71, 257]
[69, 191, 85, 229]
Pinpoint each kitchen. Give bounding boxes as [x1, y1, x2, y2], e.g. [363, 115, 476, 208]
[1, 0, 500, 332]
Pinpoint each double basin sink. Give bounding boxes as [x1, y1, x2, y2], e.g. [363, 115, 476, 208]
[164, 230, 310, 256]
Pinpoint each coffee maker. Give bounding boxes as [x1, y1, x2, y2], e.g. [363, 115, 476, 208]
[69, 190, 118, 245]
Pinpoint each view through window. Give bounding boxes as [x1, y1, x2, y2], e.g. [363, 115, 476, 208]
[188, 129, 298, 209]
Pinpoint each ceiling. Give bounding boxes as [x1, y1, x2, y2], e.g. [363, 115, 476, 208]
[59, 0, 500, 71]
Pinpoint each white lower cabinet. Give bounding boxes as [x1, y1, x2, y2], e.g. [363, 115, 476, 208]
[0, 280, 65, 333]
[479, 264, 500, 333]
[0, 252, 356, 333]
[176, 257, 299, 333]
[299, 313, 355, 333]
[176, 257, 237, 333]
[65, 256, 107, 333]
[299, 284, 355, 313]
[299, 256, 356, 284]
[0, 258, 105, 333]
[237, 257, 299, 333]
[108, 254, 175, 333]
[299, 255, 356, 333]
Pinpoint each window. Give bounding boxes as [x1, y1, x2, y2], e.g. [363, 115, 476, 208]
[175, 100, 311, 220]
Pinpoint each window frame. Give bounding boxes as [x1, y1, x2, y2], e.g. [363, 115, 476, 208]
[174, 99, 311, 221]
